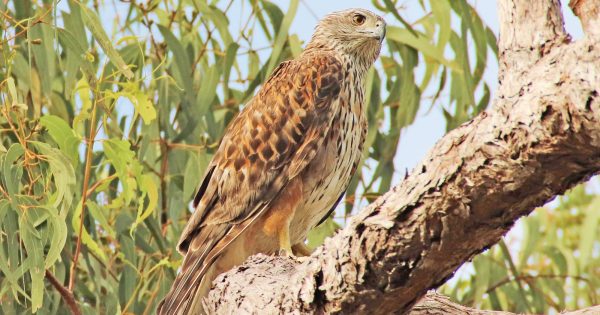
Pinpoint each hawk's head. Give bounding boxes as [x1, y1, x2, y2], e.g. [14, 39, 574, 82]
[308, 8, 386, 64]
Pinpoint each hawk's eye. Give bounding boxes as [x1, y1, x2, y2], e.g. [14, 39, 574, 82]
[353, 14, 366, 25]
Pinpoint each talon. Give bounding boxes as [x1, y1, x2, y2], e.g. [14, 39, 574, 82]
[278, 248, 295, 257]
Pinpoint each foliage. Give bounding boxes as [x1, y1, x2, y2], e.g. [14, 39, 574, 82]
[6, 0, 592, 314]
[441, 184, 600, 313]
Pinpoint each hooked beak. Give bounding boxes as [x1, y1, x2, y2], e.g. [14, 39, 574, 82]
[379, 26, 386, 44]
[374, 19, 386, 44]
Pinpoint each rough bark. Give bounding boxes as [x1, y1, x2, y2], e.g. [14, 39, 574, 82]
[205, 0, 600, 314]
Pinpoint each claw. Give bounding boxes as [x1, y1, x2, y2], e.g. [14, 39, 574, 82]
[278, 248, 295, 257]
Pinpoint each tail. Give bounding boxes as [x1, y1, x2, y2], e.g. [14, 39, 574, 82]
[157, 216, 259, 315]
[157, 263, 218, 315]
[188, 264, 220, 313]
[157, 225, 228, 315]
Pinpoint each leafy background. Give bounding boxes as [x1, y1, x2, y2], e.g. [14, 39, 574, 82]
[0, 0, 597, 314]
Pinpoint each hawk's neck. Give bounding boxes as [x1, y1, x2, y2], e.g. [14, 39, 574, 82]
[301, 44, 374, 115]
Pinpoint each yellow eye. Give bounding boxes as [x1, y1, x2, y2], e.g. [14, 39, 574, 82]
[353, 14, 366, 25]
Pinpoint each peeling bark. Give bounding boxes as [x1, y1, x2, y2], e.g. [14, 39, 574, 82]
[204, 1, 600, 314]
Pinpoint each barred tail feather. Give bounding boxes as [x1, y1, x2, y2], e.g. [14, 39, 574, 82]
[157, 225, 228, 315]
[157, 214, 261, 315]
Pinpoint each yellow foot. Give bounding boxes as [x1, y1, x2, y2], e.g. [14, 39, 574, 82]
[278, 248, 295, 257]
[277, 224, 295, 257]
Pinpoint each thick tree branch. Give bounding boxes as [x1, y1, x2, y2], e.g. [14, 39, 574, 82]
[497, 0, 567, 74]
[205, 1, 600, 314]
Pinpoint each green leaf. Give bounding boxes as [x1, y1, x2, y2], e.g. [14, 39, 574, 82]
[221, 43, 240, 97]
[386, 26, 461, 72]
[31, 142, 76, 212]
[19, 209, 45, 312]
[2, 143, 24, 196]
[205, 6, 233, 46]
[196, 64, 220, 116]
[103, 139, 135, 182]
[80, 5, 134, 79]
[579, 196, 600, 268]
[6, 77, 20, 106]
[40, 115, 81, 165]
[72, 76, 93, 131]
[472, 255, 491, 305]
[542, 277, 566, 309]
[519, 215, 541, 268]
[88, 201, 116, 238]
[0, 201, 28, 298]
[431, 0, 451, 49]
[257, 1, 283, 42]
[131, 174, 158, 233]
[131, 91, 157, 125]
[500, 240, 533, 313]
[307, 217, 339, 249]
[29, 22, 55, 98]
[71, 199, 107, 261]
[192, 0, 233, 45]
[157, 25, 193, 106]
[382, 0, 418, 36]
[183, 154, 201, 200]
[543, 245, 568, 275]
[41, 205, 68, 269]
[265, 0, 298, 75]
[261, 1, 284, 33]
[103, 138, 137, 205]
[57, 27, 95, 80]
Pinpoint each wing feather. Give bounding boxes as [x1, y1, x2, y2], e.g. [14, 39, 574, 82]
[158, 53, 344, 314]
[179, 53, 343, 249]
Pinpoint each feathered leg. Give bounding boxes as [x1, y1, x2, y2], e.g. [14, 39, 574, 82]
[262, 179, 303, 256]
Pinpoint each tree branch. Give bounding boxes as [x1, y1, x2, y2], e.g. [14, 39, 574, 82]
[204, 0, 600, 313]
[45, 270, 81, 315]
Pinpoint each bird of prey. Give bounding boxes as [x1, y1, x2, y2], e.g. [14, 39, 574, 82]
[158, 8, 385, 314]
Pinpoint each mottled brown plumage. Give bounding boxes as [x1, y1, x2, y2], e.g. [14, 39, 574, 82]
[158, 8, 385, 314]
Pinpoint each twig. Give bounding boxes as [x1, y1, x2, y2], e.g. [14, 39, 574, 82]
[0, 5, 54, 44]
[45, 270, 81, 315]
[0, 183, 9, 200]
[159, 138, 169, 227]
[68, 95, 98, 291]
[85, 174, 118, 198]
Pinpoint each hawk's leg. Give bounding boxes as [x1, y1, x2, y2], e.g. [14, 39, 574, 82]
[278, 224, 293, 256]
[262, 178, 303, 257]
